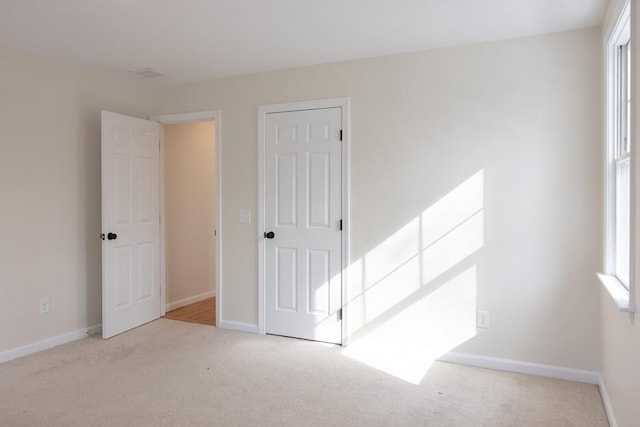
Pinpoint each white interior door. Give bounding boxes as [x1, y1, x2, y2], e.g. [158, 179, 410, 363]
[264, 107, 342, 344]
[102, 111, 161, 339]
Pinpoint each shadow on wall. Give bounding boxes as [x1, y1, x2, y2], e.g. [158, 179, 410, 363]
[342, 170, 485, 384]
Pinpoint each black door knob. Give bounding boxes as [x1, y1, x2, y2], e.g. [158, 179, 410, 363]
[107, 232, 118, 240]
[264, 231, 275, 239]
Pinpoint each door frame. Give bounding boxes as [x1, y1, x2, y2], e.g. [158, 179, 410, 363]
[151, 110, 222, 328]
[257, 98, 350, 346]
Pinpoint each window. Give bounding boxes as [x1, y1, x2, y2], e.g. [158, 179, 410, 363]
[599, 0, 635, 312]
[615, 38, 631, 288]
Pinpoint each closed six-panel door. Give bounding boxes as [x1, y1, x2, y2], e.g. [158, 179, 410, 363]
[264, 107, 342, 344]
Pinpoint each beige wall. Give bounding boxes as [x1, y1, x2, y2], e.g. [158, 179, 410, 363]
[0, 25, 613, 397]
[599, 2, 640, 426]
[153, 28, 603, 371]
[164, 122, 216, 305]
[0, 45, 154, 353]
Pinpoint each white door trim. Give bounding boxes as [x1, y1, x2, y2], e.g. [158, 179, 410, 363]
[150, 110, 222, 328]
[257, 98, 350, 346]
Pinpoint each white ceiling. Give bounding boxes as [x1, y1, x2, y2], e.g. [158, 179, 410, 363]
[0, 0, 608, 86]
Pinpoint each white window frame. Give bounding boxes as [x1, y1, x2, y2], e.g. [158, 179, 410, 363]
[599, 0, 636, 313]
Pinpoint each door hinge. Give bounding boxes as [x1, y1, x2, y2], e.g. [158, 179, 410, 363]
[337, 308, 342, 321]
[339, 129, 343, 141]
[339, 219, 342, 231]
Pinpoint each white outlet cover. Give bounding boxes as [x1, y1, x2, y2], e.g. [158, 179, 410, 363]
[239, 209, 251, 224]
[40, 297, 50, 314]
[476, 310, 489, 328]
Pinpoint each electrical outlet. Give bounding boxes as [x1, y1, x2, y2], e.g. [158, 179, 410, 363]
[40, 297, 50, 314]
[477, 310, 489, 328]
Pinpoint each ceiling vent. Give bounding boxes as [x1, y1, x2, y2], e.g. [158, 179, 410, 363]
[132, 68, 164, 78]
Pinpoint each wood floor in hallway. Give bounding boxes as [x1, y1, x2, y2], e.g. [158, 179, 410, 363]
[163, 297, 215, 326]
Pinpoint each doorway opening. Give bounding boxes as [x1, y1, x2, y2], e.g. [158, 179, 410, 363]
[152, 111, 222, 328]
[162, 121, 216, 326]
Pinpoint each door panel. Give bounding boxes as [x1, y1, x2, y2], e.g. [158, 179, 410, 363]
[102, 111, 161, 339]
[138, 242, 154, 300]
[276, 247, 297, 311]
[114, 246, 131, 308]
[307, 249, 330, 315]
[265, 107, 342, 344]
[138, 156, 153, 222]
[307, 152, 330, 228]
[276, 153, 297, 227]
[115, 155, 131, 224]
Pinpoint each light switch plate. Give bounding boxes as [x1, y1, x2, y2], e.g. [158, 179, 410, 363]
[239, 209, 251, 224]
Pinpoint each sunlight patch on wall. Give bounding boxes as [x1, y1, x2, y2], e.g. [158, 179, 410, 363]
[349, 218, 422, 324]
[343, 170, 484, 384]
[422, 210, 483, 284]
[342, 266, 477, 384]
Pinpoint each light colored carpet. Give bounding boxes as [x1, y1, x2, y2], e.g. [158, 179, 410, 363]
[0, 319, 607, 426]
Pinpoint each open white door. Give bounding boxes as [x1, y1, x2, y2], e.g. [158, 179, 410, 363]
[102, 111, 161, 339]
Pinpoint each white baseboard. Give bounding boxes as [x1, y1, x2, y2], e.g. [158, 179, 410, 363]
[218, 319, 258, 334]
[165, 290, 215, 312]
[598, 375, 618, 427]
[0, 323, 102, 364]
[439, 352, 599, 385]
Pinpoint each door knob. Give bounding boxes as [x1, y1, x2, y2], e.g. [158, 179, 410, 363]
[107, 232, 118, 240]
[264, 231, 275, 239]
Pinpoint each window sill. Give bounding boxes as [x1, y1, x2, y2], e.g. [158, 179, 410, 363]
[597, 273, 634, 312]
